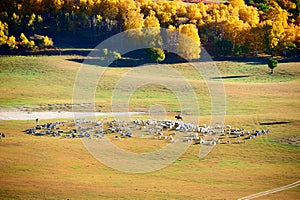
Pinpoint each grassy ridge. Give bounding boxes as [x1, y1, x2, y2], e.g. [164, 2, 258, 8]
[0, 56, 80, 106]
[0, 56, 299, 114]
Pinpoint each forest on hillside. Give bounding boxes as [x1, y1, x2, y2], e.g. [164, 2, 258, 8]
[0, 0, 299, 58]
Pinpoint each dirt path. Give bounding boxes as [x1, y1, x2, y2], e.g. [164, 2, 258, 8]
[238, 180, 300, 200]
[0, 111, 144, 120]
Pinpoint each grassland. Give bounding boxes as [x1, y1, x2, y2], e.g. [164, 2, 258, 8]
[0, 55, 299, 199]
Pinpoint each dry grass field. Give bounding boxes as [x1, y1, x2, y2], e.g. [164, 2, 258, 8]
[0, 55, 299, 199]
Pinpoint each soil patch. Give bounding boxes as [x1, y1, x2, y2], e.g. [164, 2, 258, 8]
[274, 135, 300, 146]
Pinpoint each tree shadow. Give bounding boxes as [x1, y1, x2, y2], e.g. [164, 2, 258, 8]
[213, 55, 300, 64]
[259, 121, 290, 125]
[66, 49, 191, 67]
[211, 75, 251, 80]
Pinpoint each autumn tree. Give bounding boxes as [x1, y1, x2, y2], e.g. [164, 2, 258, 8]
[119, 0, 144, 31]
[228, 0, 246, 8]
[186, 4, 202, 25]
[0, 21, 8, 47]
[0, 0, 298, 57]
[153, 1, 177, 27]
[177, 24, 201, 60]
[20, 33, 35, 50]
[264, 3, 289, 55]
[0, 21, 17, 50]
[143, 10, 161, 48]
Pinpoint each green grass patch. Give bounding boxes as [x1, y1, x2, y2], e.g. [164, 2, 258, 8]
[216, 61, 299, 83]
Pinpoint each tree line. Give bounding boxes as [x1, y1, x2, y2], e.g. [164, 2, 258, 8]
[0, 0, 299, 59]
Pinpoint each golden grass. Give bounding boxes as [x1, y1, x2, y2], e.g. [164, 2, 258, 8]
[0, 56, 299, 199]
[0, 119, 299, 199]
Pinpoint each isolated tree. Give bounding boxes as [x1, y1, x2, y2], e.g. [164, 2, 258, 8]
[268, 58, 278, 74]
[148, 48, 165, 63]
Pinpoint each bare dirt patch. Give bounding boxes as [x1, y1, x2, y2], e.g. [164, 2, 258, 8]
[274, 135, 300, 146]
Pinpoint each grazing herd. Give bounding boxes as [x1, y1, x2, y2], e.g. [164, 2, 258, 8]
[23, 118, 271, 146]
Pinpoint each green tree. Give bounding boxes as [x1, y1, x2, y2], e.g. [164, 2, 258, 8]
[215, 39, 233, 56]
[148, 48, 165, 63]
[268, 58, 278, 74]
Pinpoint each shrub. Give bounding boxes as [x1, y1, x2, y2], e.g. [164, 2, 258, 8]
[148, 48, 165, 63]
[284, 43, 297, 57]
[102, 48, 122, 65]
[30, 34, 53, 48]
[6, 36, 17, 50]
[20, 33, 35, 50]
[216, 40, 233, 56]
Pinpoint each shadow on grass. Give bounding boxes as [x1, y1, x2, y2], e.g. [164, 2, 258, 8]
[67, 57, 147, 67]
[65, 47, 300, 67]
[60, 49, 95, 56]
[259, 121, 290, 125]
[213, 56, 300, 64]
[66, 49, 190, 67]
[211, 75, 251, 80]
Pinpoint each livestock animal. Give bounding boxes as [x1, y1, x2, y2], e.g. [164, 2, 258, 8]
[0, 132, 3, 141]
[175, 114, 182, 120]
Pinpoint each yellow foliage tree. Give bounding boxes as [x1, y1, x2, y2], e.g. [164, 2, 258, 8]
[0, 21, 17, 50]
[265, 3, 289, 52]
[186, 4, 202, 23]
[153, 1, 176, 27]
[123, 10, 144, 31]
[143, 11, 161, 48]
[43, 36, 53, 47]
[293, 25, 300, 47]
[7, 36, 17, 50]
[101, 0, 119, 21]
[177, 24, 201, 60]
[0, 21, 8, 46]
[20, 33, 35, 49]
[228, 0, 245, 8]
[238, 5, 260, 27]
